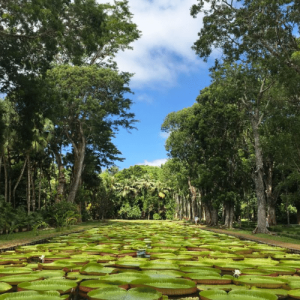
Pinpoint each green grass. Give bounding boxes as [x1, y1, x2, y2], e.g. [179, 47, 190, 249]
[0, 221, 101, 249]
[213, 227, 300, 245]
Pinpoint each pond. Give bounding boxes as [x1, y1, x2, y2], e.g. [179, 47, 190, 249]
[0, 221, 299, 299]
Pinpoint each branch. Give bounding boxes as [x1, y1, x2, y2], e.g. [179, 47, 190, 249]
[0, 30, 56, 40]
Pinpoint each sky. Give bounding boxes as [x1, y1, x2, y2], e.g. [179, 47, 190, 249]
[111, 0, 216, 170]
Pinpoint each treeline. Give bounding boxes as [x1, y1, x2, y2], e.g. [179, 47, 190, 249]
[0, 0, 140, 231]
[161, 0, 300, 233]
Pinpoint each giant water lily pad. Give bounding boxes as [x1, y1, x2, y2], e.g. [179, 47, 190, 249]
[87, 286, 163, 300]
[0, 274, 43, 285]
[200, 289, 278, 300]
[251, 287, 288, 298]
[0, 291, 62, 300]
[80, 263, 116, 275]
[233, 275, 288, 288]
[33, 270, 66, 278]
[105, 272, 151, 283]
[185, 273, 232, 285]
[0, 282, 12, 294]
[240, 269, 276, 276]
[0, 267, 32, 276]
[38, 261, 77, 271]
[288, 290, 300, 299]
[79, 279, 128, 293]
[197, 284, 249, 292]
[140, 262, 180, 271]
[18, 279, 77, 294]
[258, 266, 296, 275]
[131, 278, 197, 296]
[142, 270, 185, 279]
[180, 267, 221, 274]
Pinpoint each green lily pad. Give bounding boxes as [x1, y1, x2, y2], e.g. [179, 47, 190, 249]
[0, 282, 12, 293]
[240, 268, 276, 276]
[80, 263, 116, 275]
[0, 291, 62, 300]
[185, 274, 231, 285]
[273, 254, 300, 261]
[251, 287, 288, 298]
[103, 272, 151, 283]
[18, 279, 77, 294]
[200, 289, 278, 300]
[66, 271, 100, 281]
[258, 266, 296, 275]
[33, 270, 66, 278]
[0, 274, 42, 285]
[197, 284, 249, 292]
[0, 267, 32, 276]
[180, 267, 221, 274]
[142, 270, 185, 279]
[131, 278, 197, 296]
[288, 289, 300, 299]
[79, 279, 127, 293]
[88, 286, 162, 300]
[140, 262, 180, 271]
[233, 275, 288, 288]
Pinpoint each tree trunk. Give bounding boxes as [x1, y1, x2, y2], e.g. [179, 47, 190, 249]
[224, 201, 234, 228]
[203, 200, 218, 226]
[211, 206, 218, 226]
[8, 178, 11, 204]
[3, 154, 8, 202]
[296, 203, 300, 225]
[13, 156, 27, 207]
[264, 159, 279, 226]
[251, 115, 268, 234]
[67, 126, 86, 203]
[188, 177, 197, 220]
[27, 154, 31, 215]
[203, 202, 211, 225]
[54, 148, 66, 202]
[38, 169, 42, 210]
[0, 155, 2, 183]
[31, 168, 36, 212]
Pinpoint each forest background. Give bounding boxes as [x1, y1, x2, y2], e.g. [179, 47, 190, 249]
[1, 0, 300, 235]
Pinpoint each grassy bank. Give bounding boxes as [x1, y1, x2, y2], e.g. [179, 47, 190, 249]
[0, 221, 100, 250]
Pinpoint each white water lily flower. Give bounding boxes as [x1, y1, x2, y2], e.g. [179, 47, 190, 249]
[39, 255, 45, 263]
[233, 269, 241, 278]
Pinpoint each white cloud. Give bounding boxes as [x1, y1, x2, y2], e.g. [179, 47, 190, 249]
[136, 94, 153, 104]
[113, 0, 207, 89]
[159, 131, 170, 139]
[138, 158, 168, 167]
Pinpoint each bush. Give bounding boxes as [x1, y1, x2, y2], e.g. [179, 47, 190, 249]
[153, 213, 162, 220]
[118, 203, 141, 219]
[43, 201, 79, 229]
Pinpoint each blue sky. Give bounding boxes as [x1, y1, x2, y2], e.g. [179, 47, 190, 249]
[112, 0, 217, 169]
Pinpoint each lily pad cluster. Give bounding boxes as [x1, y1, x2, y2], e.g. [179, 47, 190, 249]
[0, 222, 300, 299]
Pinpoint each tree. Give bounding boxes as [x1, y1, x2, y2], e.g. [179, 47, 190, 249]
[162, 83, 246, 227]
[0, 0, 141, 92]
[47, 65, 136, 203]
[190, 0, 300, 232]
[190, 0, 300, 75]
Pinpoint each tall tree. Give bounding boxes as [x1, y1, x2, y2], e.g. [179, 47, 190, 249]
[47, 65, 136, 203]
[190, 0, 300, 74]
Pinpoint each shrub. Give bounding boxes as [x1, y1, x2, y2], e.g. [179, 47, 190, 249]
[153, 213, 162, 220]
[43, 201, 79, 229]
[118, 203, 141, 219]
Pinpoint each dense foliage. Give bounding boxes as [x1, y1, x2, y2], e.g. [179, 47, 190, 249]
[1, 0, 300, 234]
